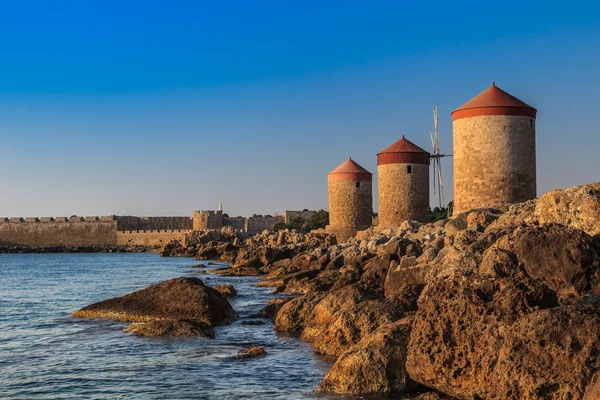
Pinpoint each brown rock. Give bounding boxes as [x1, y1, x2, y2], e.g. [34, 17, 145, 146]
[211, 284, 237, 298]
[359, 254, 398, 295]
[318, 317, 420, 395]
[311, 299, 404, 356]
[73, 277, 238, 326]
[479, 247, 519, 277]
[126, 319, 215, 338]
[406, 270, 558, 399]
[535, 182, 600, 236]
[234, 346, 267, 360]
[494, 224, 600, 300]
[301, 284, 379, 343]
[273, 292, 326, 332]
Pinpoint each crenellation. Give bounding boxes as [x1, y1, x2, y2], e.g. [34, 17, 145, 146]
[25, 217, 39, 223]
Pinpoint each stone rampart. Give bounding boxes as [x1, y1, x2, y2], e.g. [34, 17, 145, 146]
[116, 229, 192, 247]
[115, 216, 192, 231]
[284, 210, 317, 224]
[0, 216, 118, 246]
[246, 215, 284, 233]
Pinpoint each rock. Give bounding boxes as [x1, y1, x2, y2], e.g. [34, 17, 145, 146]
[301, 284, 379, 343]
[274, 292, 326, 332]
[318, 317, 420, 395]
[413, 392, 455, 400]
[277, 231, 287, 245]
[311, 299, 405, 356]
[125, 319, 215, 338]
[250, 297, 293, 320]
[211, 284, 237, 299]
[465, 208, 502, 232]
[490, 305, 600, 399]
[479, 247, 519, 277]
[359, 254, 398, 295]
[241, 320, 265, 325]
[384, 258, 430, 299]
[187, 263, 208, 269]
[406, 270, 558, 399]
[494, 224, 600, 300]
[234, 346, 267, 360]
[535, 182, 600, 236]
[159, 240, 195, 257]
[73, 277, 238, 327]
[487, 199, 537, 231]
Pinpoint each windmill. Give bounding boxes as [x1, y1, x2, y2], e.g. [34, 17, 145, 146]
[429, 103, 452, 209]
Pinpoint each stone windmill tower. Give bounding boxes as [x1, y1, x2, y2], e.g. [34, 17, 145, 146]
[452, 82, 537, 214]
[326, 157, 373, 240]
[377, 136, 430, 227]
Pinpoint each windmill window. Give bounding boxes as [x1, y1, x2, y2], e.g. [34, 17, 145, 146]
[407, 165, 412, 174]
[530, 119, 534, 128]
[356, 182, 360, 188]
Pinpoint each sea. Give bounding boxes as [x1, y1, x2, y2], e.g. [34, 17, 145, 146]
[0, 253, 401, 400]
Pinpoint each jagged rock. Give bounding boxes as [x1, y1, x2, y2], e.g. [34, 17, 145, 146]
[384, 259, 430, 299]
[126, 319, 215, 338]
[211, 284, 237, 298]
[241, 320, 265, 325]
[494, 224, 600, 301]
[301, 284, 379, 343]
[359, 254, 398, 295]
[478, 247, 519, 277]
[413, 392, 455, 400]
[159, 240, 195, 257]
[249, 297, 293, 320]
[234, 346, 267, 360]
[273, 292, 326, 332]
[318, 317, 420, 395]
[311, 299, 405, 356]
[406, 270, 558, 399]
[73, 277, 238, 329]
[535, 182, 600, 236]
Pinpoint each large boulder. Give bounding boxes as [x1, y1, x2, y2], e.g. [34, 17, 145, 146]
[300, 284, 379, 343]
[406, 270, 558, 399]
[491, 306, 600, 399]
[318, 317, 421, 395]
[273, 292, 326, 332]
[311, 298, 404, 356]
[126, 319, 215, 338]
[535, 182, 600, 236]
[494, 224, 600, 301]
[73, 277, 238, 332]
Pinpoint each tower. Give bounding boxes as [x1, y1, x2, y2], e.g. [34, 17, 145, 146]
[377, 135, 430, 227]
[326, 157, 373, 240]
[452, 82, 537, 214]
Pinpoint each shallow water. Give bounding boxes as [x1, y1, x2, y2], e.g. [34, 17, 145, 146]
[0, 253, 408, 399]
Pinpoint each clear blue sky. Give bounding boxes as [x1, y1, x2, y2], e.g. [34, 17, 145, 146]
[1, 1, 599, 217]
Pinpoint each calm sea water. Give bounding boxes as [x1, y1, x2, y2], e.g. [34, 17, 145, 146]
[0, 253, 368, 400]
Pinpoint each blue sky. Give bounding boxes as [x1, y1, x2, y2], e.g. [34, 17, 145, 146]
[1, 1, 599, 217]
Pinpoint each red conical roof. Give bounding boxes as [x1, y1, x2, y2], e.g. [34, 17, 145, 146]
[452, 82, 537, 121]
[377, 136, 430, 165]
[328, 157, 372, 182]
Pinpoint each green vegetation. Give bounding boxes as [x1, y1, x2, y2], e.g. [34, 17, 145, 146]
[273, 210, 329, 232]
[429, 201, 453, 222]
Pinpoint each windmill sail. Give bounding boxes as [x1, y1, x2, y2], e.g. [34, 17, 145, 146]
[430, 104, 452, 209]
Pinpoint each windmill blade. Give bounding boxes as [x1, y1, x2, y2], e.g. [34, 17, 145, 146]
[429, 129, 435, 149]
[437, 158, 445, 207]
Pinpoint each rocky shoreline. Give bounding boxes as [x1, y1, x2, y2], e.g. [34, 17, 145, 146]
[74, 182, 600, 399]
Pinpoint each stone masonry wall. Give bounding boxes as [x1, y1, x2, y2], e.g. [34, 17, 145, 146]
[328, 180, 372, 229]
[115, 216, 192, 231]
[246, 215, 284, 233]
[116, 230, 191, 247]
[453, 114, 536, 215]
[193, 210, 224, 230]
[284, 210, 317, 224]
[224, 216, 246, 231]
[378, 163, 429, 227]
[0, 217, 118, 246]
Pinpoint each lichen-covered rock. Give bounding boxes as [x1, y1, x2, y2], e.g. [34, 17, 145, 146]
[535, 182, 600, 236]
[406, 270, 558, 399]
[73, 277, 238, 327]
[318, 317, 420, 395]
[126, 319, 215, 338]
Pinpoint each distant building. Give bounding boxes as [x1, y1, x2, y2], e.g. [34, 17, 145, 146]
[452, 82, 537, 214]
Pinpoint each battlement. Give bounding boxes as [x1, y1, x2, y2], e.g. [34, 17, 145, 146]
[0, 216, 116, 224]
[117, 229, 193, 234]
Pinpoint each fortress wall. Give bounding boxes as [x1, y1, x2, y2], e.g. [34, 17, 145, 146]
[116, 229, 192, 247]
[115, 216, 192, 231]
[223, 216, 246, 231]
[246, 216, 284, 233]
[193, 210, 224, 230]
[284, 210, 317, 224]
[0, 217, 118, 246]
